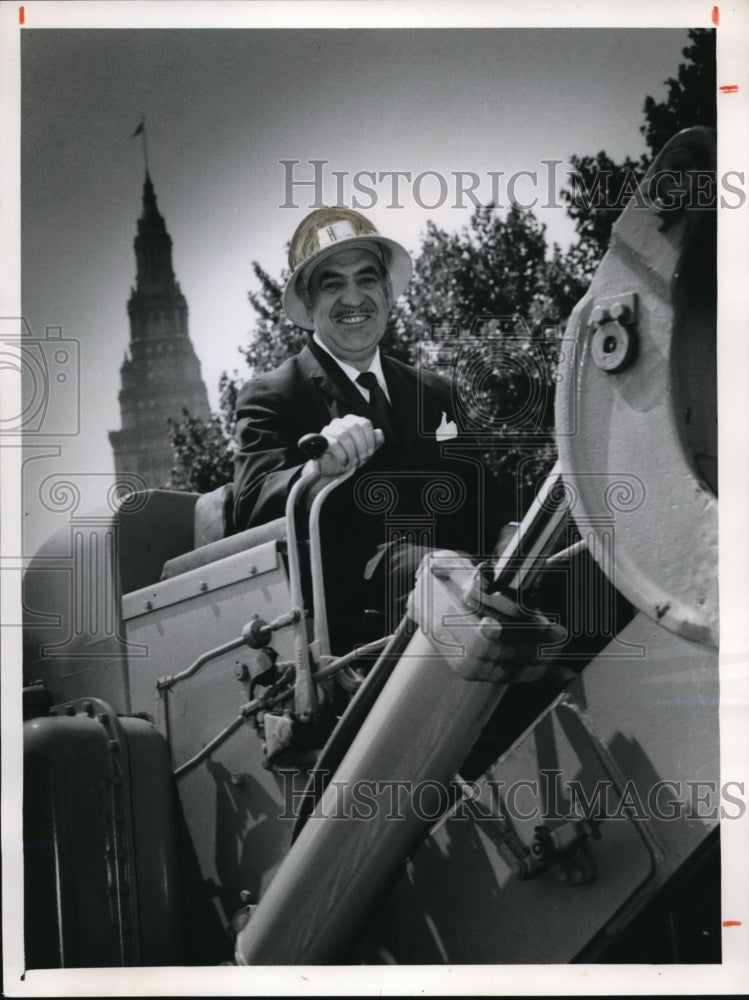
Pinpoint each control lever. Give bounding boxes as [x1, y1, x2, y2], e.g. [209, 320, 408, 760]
[281, 433, 359, 720]
[487, 461, 571, 601]
[298, 434, 359, 662]
[282, 437, 324, 721]
[297, 432, 329, 461]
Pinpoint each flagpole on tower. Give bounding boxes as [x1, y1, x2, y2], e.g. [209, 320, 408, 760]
[132, 118, 149, 175]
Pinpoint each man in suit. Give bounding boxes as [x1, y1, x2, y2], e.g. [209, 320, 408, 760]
[234, 208, 506, 650]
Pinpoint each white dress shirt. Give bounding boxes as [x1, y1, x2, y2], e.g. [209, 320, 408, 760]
[312, 333, 392, 403]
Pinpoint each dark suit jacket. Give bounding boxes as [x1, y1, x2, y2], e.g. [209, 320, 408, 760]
[233, 339, 505, 565]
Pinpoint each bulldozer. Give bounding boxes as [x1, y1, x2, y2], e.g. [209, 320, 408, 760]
[20, 127, 722, 971]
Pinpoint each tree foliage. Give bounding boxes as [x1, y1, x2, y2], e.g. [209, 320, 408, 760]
[560, 152, 647, 273]
[381, 203, 594, 511]
[243, 263, 308, 373]
[560, 28, 715, 270]
[641, 29, 716, 156]
[390, 205, 561, 342]
[166, 372, 239, 493]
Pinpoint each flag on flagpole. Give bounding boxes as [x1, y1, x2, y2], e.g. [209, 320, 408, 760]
[132, 122, 144, 138]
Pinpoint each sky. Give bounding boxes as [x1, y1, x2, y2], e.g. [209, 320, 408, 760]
[14, 16, 705, 551]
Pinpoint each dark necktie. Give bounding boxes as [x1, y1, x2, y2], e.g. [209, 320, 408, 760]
[356, 371, 395, 441]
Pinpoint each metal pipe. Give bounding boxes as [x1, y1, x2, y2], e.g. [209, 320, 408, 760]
[289, 620, 413, 844]
[172, 637, 391, 779]
[157, 634, 248, 691]
[283, 467, 320, 720]
[490, 460, 568, 596]
[307, 466, 356, 660]
[157, 607, 302, 692]
[235, 627, 507, 965]
[173, 714, 246, 779]
[311, 635, 389, 680]
[283, 468, 314, 620]
[544, 538, 587, 566]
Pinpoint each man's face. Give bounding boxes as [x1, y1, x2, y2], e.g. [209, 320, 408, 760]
[304, 247, 391, 369]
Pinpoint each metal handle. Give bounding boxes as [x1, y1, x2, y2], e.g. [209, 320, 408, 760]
[297, 432, 329, 461]
[307, 466, 357, 661]
[488, 461, 570, 599]
[298, 432, 359, 661]
[282, 433, 359, 715]
[283, 458, 319, 719]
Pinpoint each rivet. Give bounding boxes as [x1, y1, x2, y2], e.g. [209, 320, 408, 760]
[609, 301, 631, 323]
[248, 565, 257, 576]
[590, 305, 609, 326]
[144, 600, 153, 611]
[199, 581, 208, 592]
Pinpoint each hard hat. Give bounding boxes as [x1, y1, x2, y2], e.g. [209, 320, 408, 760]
[282, 207, 413, 330]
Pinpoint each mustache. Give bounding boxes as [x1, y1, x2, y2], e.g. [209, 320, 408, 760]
[332, 308, 375, 319]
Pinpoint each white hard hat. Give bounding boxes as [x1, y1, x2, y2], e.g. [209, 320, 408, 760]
[282, 207, 413, 330]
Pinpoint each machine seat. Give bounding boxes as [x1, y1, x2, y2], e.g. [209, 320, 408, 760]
[160, 518, 287, 580]
[160, 482, 287, 580]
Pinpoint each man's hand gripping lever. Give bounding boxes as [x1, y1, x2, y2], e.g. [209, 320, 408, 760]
[301, 413, 384, 495]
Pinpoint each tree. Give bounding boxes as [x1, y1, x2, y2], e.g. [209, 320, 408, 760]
[242, 262, 308, 374]
[391, 204, 552, 344]
[641, 28, 716, 156]
[166, 372, 239, 493]
[387, 204, 570, 515]
[561, 28, 716, 272]
[560, 151, 647, 275]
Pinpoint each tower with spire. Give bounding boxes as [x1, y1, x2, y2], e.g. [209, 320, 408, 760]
[109, 173, 210, 488]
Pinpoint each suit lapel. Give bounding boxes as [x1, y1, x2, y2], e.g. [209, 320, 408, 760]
[299, 343, 423, 457]
[300, 341, 371, 421]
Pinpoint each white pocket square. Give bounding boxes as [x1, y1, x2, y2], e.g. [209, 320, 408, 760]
[435, 411, 458, 441]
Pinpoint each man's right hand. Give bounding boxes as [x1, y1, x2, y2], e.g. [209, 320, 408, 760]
[308, 414, 384, 479]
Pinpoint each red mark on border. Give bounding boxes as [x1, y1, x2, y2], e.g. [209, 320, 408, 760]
[719, 85, 739, 94]
[723, 920, 742, 927]
[712, 6, 719, 25]
[19, 5, 24, 24]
